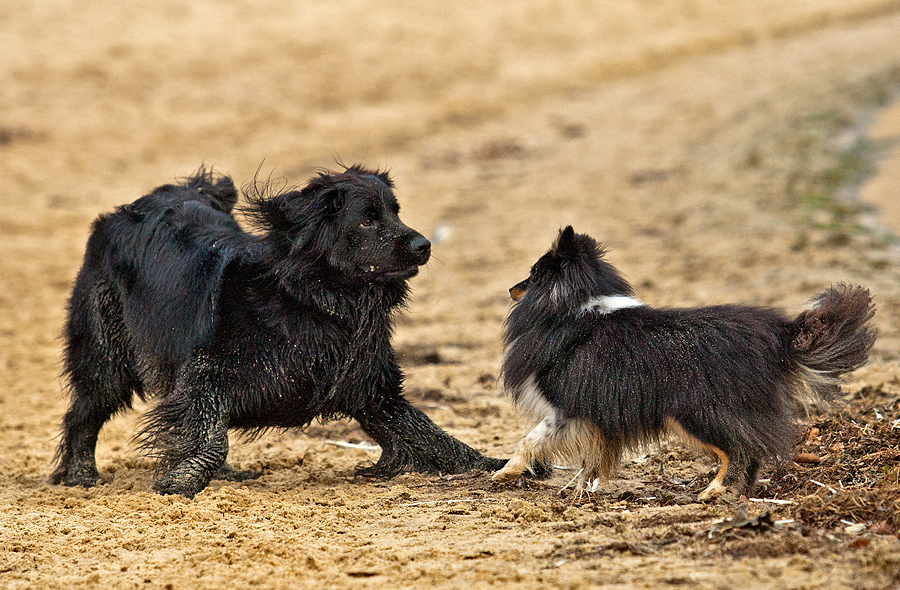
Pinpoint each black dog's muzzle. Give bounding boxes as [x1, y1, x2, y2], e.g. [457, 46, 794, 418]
[408, 234, 431, 265]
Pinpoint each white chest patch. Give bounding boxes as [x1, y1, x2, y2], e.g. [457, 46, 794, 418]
[580, 295, 644, 315]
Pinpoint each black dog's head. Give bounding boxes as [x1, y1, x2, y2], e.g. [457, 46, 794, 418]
[510, 226, 633, 310]
[246, 165, 430, 284]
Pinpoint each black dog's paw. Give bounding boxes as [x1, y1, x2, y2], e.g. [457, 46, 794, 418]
[153, 470, 210, 499]
[525, 459, 554, 480]
[354, 457, 402, 480]
[214, 462, 262, 482]
[50, 464, 103, 488]
[472, 456, 508, 473]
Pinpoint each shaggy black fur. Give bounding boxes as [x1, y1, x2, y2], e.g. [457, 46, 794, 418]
[495, 226, 876, 498]
[52, 166, 503, 497]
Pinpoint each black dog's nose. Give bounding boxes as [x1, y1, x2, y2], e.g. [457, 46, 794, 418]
[410, 234, 431, 260]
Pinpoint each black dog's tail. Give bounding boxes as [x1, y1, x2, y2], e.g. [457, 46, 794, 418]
[790, 284, 876, 401]
[183, 166, 239, 214]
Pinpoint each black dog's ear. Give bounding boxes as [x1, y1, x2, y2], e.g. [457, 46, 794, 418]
[320, 186, 344, 216]
[371, 170, 394, 189]
[243, 190, 298, 235]
[555, 226, 577, 257]
[345, 164, 394, 190]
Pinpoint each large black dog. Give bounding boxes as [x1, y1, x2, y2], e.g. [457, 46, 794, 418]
[492, 226, 875, 500]
[52, 166, 503, 497]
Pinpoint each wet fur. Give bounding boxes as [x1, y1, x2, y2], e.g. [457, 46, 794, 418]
[53, 166, 503, 497]
[493, 226, 876, 499]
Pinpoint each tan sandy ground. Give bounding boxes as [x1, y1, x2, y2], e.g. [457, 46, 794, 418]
[2, 1, 900, 588]
[862, 100, 900, 235]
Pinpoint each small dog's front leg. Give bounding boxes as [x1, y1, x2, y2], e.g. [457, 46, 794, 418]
[572, 466, 603, 496]
[493, 412, 562, 482]
[491, 452, 531, 482]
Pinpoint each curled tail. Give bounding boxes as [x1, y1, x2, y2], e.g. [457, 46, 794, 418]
[183, 166, 239, 214]
[791, 284, 876, 400]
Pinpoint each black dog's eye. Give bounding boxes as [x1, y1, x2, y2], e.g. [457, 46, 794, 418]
[360, 219, 374, 228]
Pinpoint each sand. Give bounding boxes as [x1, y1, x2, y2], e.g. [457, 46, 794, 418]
[2, 1, 900, 588]
[861, 100, 900, 234]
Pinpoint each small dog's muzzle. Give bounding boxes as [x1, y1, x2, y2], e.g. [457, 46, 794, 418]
[509, 279, 529, 301]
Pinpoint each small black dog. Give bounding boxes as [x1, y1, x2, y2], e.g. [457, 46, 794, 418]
[492, 226, 875, 500]
[52, 166, 503, 497]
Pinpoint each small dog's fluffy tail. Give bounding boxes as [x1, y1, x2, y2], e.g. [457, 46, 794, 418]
[790, 284, 875, 401]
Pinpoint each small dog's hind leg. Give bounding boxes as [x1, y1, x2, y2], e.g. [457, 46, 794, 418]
[493, 411, 566, 482]
[698, 446, 730, 501]
[722, 452, 761, 498]
[742, 457, 761, 495]
[667, 418, 735, 501]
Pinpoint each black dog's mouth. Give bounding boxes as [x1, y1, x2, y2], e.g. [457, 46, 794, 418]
[360, 265, 421, 281]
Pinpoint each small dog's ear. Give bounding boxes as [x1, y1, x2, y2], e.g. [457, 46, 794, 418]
[555, 226, 577, 257]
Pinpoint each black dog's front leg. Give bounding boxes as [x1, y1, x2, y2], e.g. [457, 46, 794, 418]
[142, 374, 232, 498]
[354, 394, 506, 477]
[153, 430, 228, 498]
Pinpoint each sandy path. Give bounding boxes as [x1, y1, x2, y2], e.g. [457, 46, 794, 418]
[1, 1, 900, 589]
[861, 100, 900, 234]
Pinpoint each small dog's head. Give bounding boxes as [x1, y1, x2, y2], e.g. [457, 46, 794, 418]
[509, 226, 633, 309]
[247, 166, 430, 284]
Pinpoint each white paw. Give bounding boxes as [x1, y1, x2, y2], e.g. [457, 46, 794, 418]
[698, 481, 728, 501]
[492, 466, 520, 482]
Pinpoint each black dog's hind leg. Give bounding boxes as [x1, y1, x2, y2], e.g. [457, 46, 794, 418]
[52, 282, 140, 487]
[214, 462, 261, 482]
[354, 395, 507, 477]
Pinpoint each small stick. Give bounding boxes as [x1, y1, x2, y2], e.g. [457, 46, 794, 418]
[326, 440, 380, 451]
[809, 479, 838, 494]
[559, 467, 585, 494]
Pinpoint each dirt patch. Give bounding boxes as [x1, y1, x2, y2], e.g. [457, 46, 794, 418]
[2, 1, 900, 589]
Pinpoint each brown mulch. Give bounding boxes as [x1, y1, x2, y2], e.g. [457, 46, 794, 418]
[756, 383, 900, 534]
